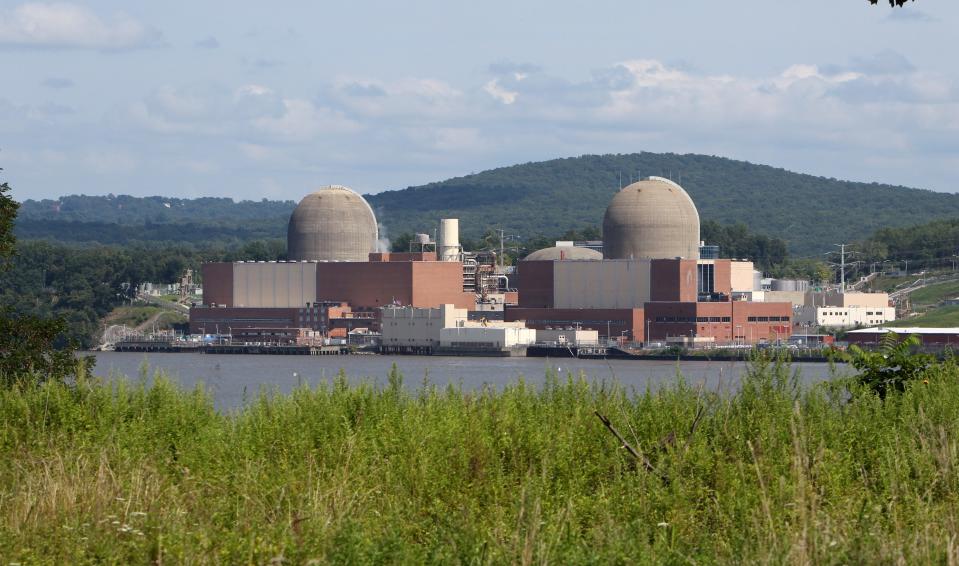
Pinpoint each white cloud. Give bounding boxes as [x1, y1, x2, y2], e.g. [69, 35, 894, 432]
[10, 51, 959, 200]
[326, 76, 462, 120]
[885, 8, 937, 23]
[0, 2, 161, 50]
[483, 79, 518, 104]
[252, 99, 361, 142]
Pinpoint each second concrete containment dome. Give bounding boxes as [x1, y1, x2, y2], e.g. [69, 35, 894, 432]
[602, 176, 700, 260]
[524, 246, 603, 261]
[287, 185, 378, 262]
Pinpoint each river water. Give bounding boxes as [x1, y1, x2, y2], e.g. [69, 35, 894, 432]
[86, 351, 850, 411]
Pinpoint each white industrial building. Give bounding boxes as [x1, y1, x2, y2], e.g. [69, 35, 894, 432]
[536, 328, 600, 346]
[801, 291, 895, 328]
[439, 326, 536, 350]
[751, 289, 895, 329]
[380, 304, 534, 354]
[813, 306, 897, 329]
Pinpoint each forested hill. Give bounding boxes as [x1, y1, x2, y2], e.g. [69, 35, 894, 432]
[366, 153, 959, 256]
[18, 152, 959, 255]
[19, 195, 295, 225]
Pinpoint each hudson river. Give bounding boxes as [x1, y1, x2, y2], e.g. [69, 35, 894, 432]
[87, 352, 850, 411]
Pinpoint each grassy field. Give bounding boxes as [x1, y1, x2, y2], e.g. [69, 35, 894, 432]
[103, 305, 162, 327]
[889, 305, 959, 328]
[868, 274, 923, 293]
[2, 360, 959, 563]
[908, 279, 959, 307]
[103, 305, 187, 331]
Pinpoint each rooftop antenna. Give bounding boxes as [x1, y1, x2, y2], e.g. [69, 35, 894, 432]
[618, 171, 622, 189]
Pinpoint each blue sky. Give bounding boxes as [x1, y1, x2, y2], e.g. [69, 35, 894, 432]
[2, 1, 957, 201]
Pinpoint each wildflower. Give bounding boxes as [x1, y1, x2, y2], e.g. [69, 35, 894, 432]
[923, 379, 929, 384]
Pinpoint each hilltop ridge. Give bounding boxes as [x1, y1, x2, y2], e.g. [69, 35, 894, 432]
[17, 152, 959, 255]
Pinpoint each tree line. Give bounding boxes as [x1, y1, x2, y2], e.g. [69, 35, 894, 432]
[0, 238, 286, 348]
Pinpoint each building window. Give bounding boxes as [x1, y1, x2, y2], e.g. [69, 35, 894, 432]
[697, 263, 715, 295]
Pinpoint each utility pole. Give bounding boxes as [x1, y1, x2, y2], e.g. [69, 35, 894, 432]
[833, 244, 853, 294]
[499, 229, 504, 270]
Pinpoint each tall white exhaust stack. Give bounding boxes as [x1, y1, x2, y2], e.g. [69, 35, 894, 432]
[439, 218, 460, 261]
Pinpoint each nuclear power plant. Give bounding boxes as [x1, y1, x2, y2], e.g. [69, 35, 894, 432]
[190, 177, 801, 351]
[287, 185, 379, 262]
[603, 177, 701, 260]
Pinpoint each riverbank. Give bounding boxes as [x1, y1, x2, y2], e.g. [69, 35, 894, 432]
[3, 359, 958, 563]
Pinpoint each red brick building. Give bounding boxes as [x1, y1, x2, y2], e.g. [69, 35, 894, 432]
[192, 253, 473, 337]
[509, 257, 792, 345]
[316, 260, 473, 310]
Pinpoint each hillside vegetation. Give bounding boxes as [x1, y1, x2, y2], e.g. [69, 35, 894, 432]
[888, 306, 959, 328]
[367, 153, 959, 255]
[18, 153, 959, 255]
[0, 239, 285, 348]
[3, 362, 959, 563]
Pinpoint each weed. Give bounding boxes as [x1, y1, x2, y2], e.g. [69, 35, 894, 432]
[1, 362, 958, 563]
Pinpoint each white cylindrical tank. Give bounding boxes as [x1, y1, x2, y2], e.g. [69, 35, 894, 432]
[439, 218, 460, 261]
[415, 233, 431, 245]
[771, 279, 810, 292]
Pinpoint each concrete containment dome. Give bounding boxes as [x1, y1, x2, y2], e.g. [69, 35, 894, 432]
[287, 185, 378, 262]
[602, 176, 700, 260]
[523, 246, 603, 261]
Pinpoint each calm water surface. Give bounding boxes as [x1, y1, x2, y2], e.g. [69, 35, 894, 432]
[87, 351, 850, 411]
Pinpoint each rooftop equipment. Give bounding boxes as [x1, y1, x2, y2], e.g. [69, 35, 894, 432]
[439, 218, 461, 262]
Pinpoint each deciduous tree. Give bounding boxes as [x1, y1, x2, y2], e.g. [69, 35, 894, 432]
[0, 172, 93, 385]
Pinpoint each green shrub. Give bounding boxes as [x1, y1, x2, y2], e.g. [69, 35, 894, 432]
[845, 333, 933, 398]
[1, 357, 958, 563]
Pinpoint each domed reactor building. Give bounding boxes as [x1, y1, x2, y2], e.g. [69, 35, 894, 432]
[507, 176, 793, 346]
[523, 245, 603, 261]
[189, 173, 795, 350]
[287, 185, 378, 262]
[603, 177, 700, 260]
[190, 185, 474, 343]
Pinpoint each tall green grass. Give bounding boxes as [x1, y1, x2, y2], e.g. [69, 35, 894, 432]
[2, 360, 959, 563]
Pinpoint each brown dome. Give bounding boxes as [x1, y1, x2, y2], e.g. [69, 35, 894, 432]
[602, 177, 700, 260]
[287, 185, 378, 261]
[524, 246, 603, 261]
